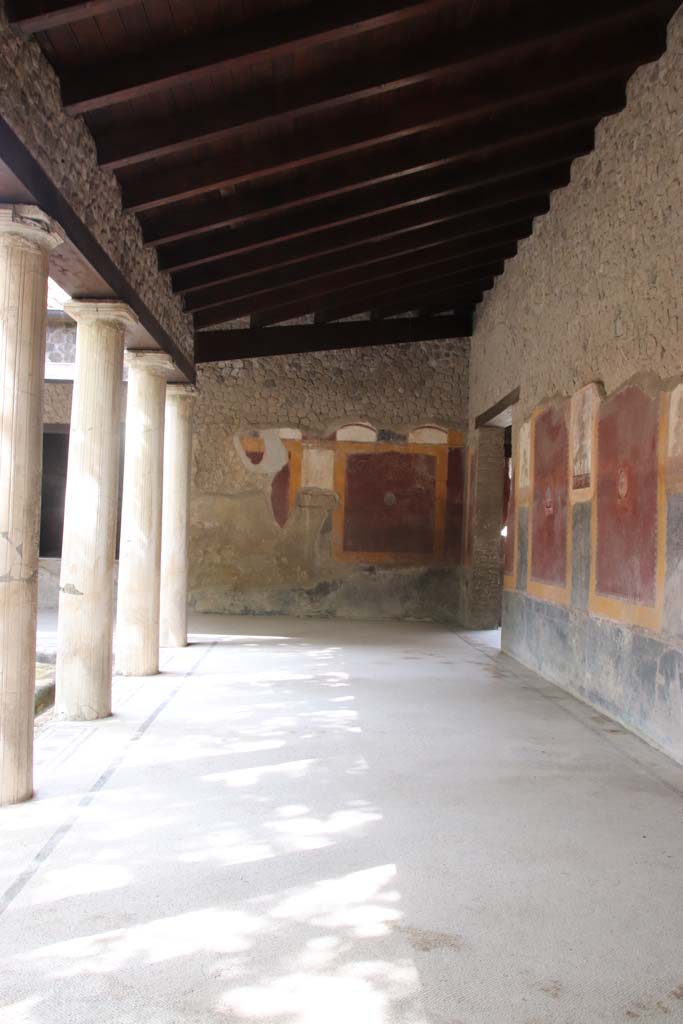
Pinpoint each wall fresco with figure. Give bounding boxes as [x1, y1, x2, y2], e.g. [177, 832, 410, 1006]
[504, 375, 683, 764]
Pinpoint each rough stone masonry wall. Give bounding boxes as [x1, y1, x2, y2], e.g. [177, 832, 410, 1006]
[0, 7, 193, 364]
[470, 6, 683, 763]
[191, 338, 471, 622]
[43, 380, 72, 426]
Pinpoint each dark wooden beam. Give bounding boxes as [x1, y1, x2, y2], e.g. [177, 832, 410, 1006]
[184, 244, 515, 315]
[61, 0, 458, 115]
[7, 0, 139, 32]
[373, 287, 483, 319]
[197, 265, 498, 329]
[195, 316, 473, 363]
[175, 225, 524, 301]
[172, 198, 547, 295]
[0, 115, 194, 384]
[120, 29, 651, 213]
[142, 124, 594, 247]
[184, 237, 516, 325]
[475, 387, 521, 428]
[96, 0, 650, 171]
[249, 272, 495, 330]
[157, 162, 570, 273]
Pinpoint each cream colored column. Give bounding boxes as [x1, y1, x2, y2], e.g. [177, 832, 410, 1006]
[0, 205, 63, 806]
[160, 385, 195, 648]
[56, 302, 138, 720]
[115, 351, 173, 676]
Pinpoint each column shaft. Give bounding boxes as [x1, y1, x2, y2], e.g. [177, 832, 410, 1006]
[160, 386, 195, 648]
[0, 206, 63, 806]
[115, 352, 172, 676]
[56, 303, 136, 719]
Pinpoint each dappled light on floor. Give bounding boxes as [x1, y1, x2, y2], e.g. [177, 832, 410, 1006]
[2, 615, 683, 1023]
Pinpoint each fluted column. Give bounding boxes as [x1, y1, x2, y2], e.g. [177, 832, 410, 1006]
[56, 301, 137, 720]
[115, 351, 173, 676]
[0, 205, 63, 806]
[160, 385, 195, 648]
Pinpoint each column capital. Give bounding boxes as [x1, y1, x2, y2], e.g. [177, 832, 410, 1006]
[64, 299, 139, 332]
[125, 349, 174, 377]
[0, 204, 64, 252]
[166, 383, 196, 400]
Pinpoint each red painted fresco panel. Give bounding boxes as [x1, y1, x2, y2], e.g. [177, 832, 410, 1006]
[445, 446, 465, 564]
[596, 386, 658, 605]
[531, 404, 569, 586]
[271, 457, 291, 528]
[344, 451, 436, 554]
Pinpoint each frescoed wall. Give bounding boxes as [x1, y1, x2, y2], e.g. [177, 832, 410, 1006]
[504, 377, 683, 764]
[190, 420, 469, 621]
[189, 337, 473, 622]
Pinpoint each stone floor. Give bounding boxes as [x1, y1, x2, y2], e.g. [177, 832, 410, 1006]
[2, 614, 683, 1024]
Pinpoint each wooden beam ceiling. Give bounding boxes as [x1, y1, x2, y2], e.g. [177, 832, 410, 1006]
[141, 125, 594, 247]
[6, 0, 139, 33]
[249, 283, 489, 332]
[195, 317, 473, 363]
[172, 200, 546, 296]
[120, 40, 650, 213]
[161, 165, 568, 275]
[13, 0, 679, 359]
[183, 245, 516, 317]
[202, 268, 496, 330]
[94, 0, 650, 172]
[59, 0, 458, 114]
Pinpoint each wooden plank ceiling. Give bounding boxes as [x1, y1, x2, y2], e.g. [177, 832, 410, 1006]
[8, 0, 678, 360]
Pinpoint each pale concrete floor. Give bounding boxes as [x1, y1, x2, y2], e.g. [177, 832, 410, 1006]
[2, 615, 683, 1024]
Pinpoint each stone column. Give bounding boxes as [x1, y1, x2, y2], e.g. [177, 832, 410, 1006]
[55, 301, 137, 720]
[0, 205, 63, 806]
[115, 351, 173, 676]
[160, 385, 195, 648]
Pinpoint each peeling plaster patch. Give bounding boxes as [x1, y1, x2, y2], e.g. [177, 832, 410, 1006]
[518, 421, 531, 492]
[668, 381, 683, 459]
[59, 583, 83, 596]
[235, 430, 288, 475]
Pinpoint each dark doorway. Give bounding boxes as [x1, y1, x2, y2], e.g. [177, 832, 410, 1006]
[40, 427, 69, 557]
[39, 426, 125, 559]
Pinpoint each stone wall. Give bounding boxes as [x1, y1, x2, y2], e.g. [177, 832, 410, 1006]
[0, 7, 193, 364]
[191, 339, 472, 622]
[470, 7, 683, 424]
[470, 8, 683, 763]
[43, 380, 72, 426]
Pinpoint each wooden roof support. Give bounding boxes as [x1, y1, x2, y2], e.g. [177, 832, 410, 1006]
[183, 245, 516, 316]
[96, 0, 652, 171]
[249, 274, 494, 330]
[372, 287, 484, 319]
[7, 0, 139, 33]
[142, 125, 594, 247]
[157, 163, 569, 273]
[198, 266, 497, 329]
[60, 0, 458, 114]
[195, 316, 473, 363]
[119, 35, 649, 213]
[171, 199, 546, 295]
